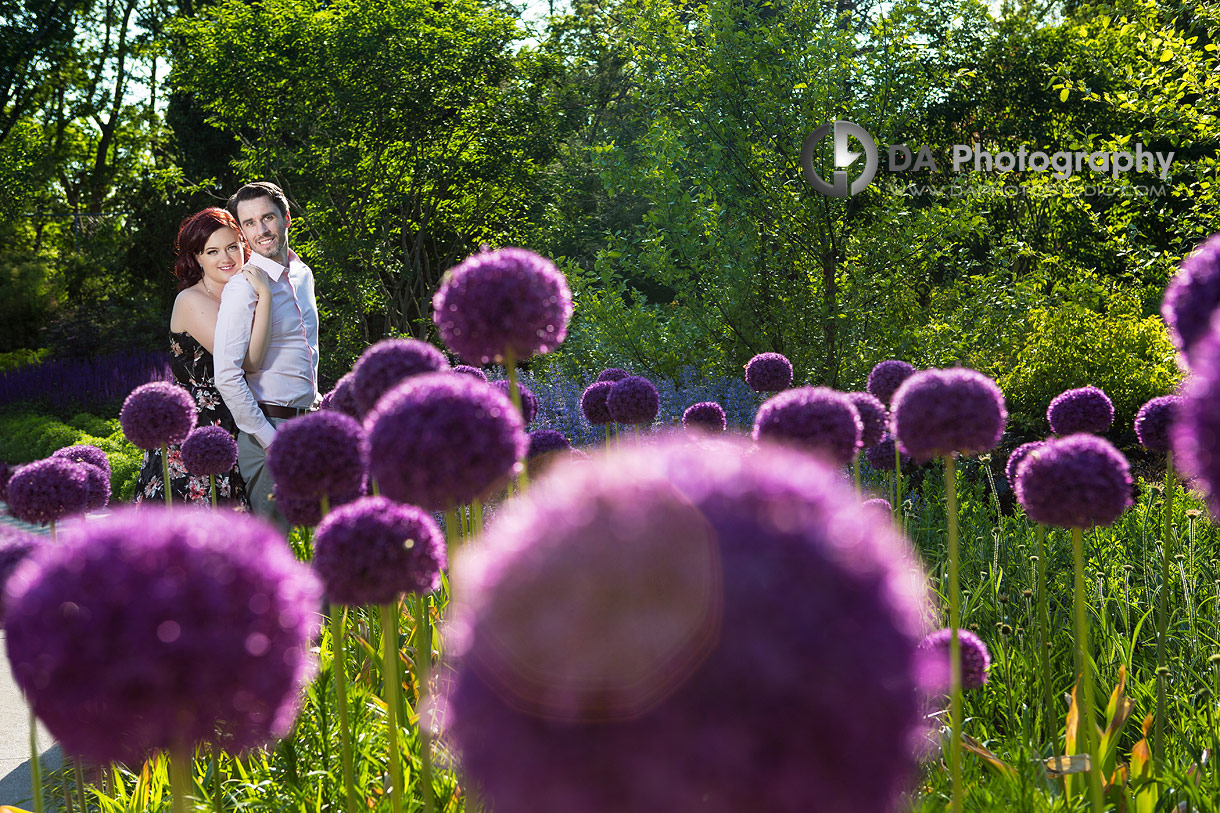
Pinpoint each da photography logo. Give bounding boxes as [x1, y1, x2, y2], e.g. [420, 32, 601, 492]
[801, 120, 878, 198]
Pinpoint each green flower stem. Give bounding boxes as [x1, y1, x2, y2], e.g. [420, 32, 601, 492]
[332, 605, 357, 813]
[414, 595, 435, 813]
[381, 602, 403, 813]
[852, 456, 861, 494]
[73, 757, 87, 813]
[504, 348, 529, 495]
[29, 707, 42, 813]
[163, 443, 172, 509]
[170, 746, 191, 813]
[209, 474, 217, 509]
[211, 749, 222, 813]
[1072, 526, 1102, 813]
[1155, 452, 1174, 767]
[944, 455, 962, 813]
[445, 509, 460, 560]
[894, 443, 904, 527]
[1035, 525, 1054, 742]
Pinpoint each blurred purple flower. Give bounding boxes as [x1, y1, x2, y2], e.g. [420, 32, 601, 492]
[890, 369, 1006, 462]
[528, 429, 570, 459]
[351, 339, 449, 417]
[4, 507, 322, 764]
[744, 353, 793, 393]
[313, 496, 445, 606]
[0, 528, 37, 624]
[267, 411, 365, 500]
[492, 379, 538, 425]
[846, 392, 887, 449]
[120, 381, 197, 450]
[1005, 441, 1045, 490]
[453, 365, 489, 382]
[180, 426, 240, 478]
[580, 382, 614, 426]
[6, 458, 91, 525]
[596, 368, 629, 383]
[1047, 386, 1114, 435]
[607, 376, 660, 426]
[915, 629, 990, 691]
[319, 372, 361, 419]
[366, 372, 527, 510]
[862, 497, 892, 515]
[51, 444, 110, 511]
[1173, 327, 1220, 518]
[867, 360, 916, 406]
[1162, 233, 1220, 367]
[864, 435, 912, 471]
[274, 487, 362, 528]
[1136, 395, 1178, 454]
[445, 436, 930, 813]
[682, 402, 726, 433]
[432, 247, 573, 365]
[752, 387, 862, 467]
[1015, 434, 1132, 528]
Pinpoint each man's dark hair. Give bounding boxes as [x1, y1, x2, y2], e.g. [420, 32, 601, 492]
[226, 181, 290, 221]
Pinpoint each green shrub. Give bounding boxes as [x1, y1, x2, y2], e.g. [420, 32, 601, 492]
[997, 298, 1181, 440]
[67, 412, 118, 438]
[0, 410, 146, 503]
[0, 347, 48, 374]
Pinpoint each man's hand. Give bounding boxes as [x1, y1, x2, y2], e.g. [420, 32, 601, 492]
[242, 264, 272, 300]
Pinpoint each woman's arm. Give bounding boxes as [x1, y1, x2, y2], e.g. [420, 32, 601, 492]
[242, 266, 273, 372]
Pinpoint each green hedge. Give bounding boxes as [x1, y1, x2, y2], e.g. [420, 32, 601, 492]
[0, 411, 145, 502]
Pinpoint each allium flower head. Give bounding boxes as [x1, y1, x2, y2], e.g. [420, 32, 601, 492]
[580, 381, 614, 426]
[453, 365, 489, 382]
[319, 372, 361, 419]
[6, 458, 91, 525]
[267, 411, 365, 499]
[0, 528, 37, 624]
[180, 426, 240, 478]
[1173, 328, 1220, 518]
[1047, 386, 1114, 435]
[744, 353, 793, 393]
[492, 379, 538, 425]
[596, 368, 629, 383]
[1005, 441, 1045, 490]
[1136, 395, 1179, 453]
[445, 436, 930, 813]
[915, 629, 990, 691]
[1015, 434, 1132, 528]
[528, 429, 570, 458]
[867, 360, 916, 406]
[366, 372, 527, 510]
[313, 496, 445, 606]
[351, 339, 449, 417]
[274, 487, 362, 528]
[607, 376, 660, 426]
[4, 507, 322, 764]
[51, 444, 110, 511]
[120, 381, 197, 450]
[847, 392, 887, 449]
[890, 368, 1006, 462]
[864, 435, 911, 471]
[432, 247, 573, 365]
[862, 497, 892, 516]
[1162, 233, 1220, 367]
[682, 402, 727, 433]
[752, 387, 862, 467]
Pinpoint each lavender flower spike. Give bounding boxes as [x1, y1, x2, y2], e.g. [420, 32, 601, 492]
[890, 368, 1006, 462]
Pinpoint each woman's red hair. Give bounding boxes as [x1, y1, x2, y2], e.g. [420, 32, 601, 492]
[173, 208, 249, 290]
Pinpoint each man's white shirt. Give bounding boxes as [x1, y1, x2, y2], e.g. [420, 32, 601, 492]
[213, 250, 319, 449]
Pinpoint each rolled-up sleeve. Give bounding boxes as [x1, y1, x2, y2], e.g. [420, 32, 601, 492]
[214, 277, 276, 449]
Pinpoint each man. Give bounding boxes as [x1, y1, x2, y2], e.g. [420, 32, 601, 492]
[214, 181, 320, 529]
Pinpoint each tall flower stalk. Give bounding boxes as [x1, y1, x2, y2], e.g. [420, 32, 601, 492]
[944, 456, 963, 813]
[381, 602, 403, 813]
[1155, 452, 1174, 764]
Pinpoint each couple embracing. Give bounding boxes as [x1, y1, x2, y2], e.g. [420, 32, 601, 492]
[134, 181, 319, 531]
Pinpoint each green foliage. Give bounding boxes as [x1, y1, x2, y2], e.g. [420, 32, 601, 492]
[0, 346, 48, 373]
[998, 296, 1182, 438]
[0, 410, 144, 500]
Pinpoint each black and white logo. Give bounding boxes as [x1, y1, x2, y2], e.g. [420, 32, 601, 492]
[801, 120, 879, 198]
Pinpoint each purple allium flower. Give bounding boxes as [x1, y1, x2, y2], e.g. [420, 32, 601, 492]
[453, 365, 489, 382]
[351, 339, 449, 417]
[862, 497, 892, 515]
[120, 381, 197, 450]
[890, 369, 1006, 462]
[580, 382, 614, 426]
[1136, 395, 1179, 454]
[319, 372, 361, 419]
[864, 435, 911, 471]
[432, 247, 573, 365]
[366, 373, 527, 511]
[682, 402, 727, 433]
[1047, 385, 1114, 436]
[847, 392, 887, 449]
[51, 444, 110, 511]
[313, 496, 445, 606]
[1162, 233, 1220, 367]
[6, 458, 91, 525]
[180, 426, 240, 478]
[274, 487, 361, 528]
[606, 376, 660, 426]
[1173, 328, 1220, 517]
[1005, 441, 1045, 490]
[492, 380, 538, 425]
[596, 368, 629, 383]
[267, 411, 365, 500]
[744, 352, 793, 393]
[445, 436, 930, 813]
[915, 629, 990, 691]
[1015, 434, 1133, 528]
[528, 429, 570, 459]
[0, 528, 37, 624]
[4, 507, 322, 764]
[867, 360, 916, 406]
[752, 387, 862, 467]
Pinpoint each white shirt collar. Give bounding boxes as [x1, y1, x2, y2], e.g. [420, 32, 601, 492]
[246, 250, 294, 281]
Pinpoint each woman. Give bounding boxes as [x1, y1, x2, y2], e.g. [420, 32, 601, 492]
[134, 207, 272, 508]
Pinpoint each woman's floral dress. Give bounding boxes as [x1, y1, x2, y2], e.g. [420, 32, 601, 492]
[133, 332, 250, 510]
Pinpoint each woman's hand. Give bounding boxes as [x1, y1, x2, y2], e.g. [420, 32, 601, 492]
[242, 265, 272, 299]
